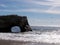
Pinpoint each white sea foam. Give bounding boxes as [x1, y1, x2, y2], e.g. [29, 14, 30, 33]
[0, 30, 60, 43]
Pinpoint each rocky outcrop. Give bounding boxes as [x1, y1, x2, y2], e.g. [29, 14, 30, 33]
[0, 14, 32, 32]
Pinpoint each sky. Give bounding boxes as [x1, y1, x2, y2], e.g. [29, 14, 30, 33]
[0, 0, 60, 27]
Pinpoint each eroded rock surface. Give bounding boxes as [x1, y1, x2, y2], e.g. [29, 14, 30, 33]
[0, 14, 32, 32]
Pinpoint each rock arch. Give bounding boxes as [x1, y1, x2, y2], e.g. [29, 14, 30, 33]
[0, 14, 32, 32]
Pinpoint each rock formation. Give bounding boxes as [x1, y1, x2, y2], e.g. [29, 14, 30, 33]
[0, 14, 32, 32]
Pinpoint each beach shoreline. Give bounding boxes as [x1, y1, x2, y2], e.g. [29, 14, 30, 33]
[0, 39, 60, 45]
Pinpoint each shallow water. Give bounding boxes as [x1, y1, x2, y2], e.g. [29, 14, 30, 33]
[0, 30, 60, 44]
[0, 40, 60, 45]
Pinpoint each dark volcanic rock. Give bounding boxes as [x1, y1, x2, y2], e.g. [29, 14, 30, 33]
[0, 14, 32, 32]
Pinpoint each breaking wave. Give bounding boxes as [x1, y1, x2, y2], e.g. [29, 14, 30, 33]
[0, 30, 60, 44]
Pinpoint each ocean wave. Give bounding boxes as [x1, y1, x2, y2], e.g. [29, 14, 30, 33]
[0, 30, 60, 43]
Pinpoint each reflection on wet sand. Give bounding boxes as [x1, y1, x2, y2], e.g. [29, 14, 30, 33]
[0, 40, 60, 45]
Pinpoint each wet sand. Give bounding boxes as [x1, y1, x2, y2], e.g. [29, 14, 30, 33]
[0, 39, 60, 45]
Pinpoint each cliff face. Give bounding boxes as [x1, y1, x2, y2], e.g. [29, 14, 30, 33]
[0, 15, 32, 32]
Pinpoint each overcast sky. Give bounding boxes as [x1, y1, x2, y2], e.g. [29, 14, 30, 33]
[0, 0, 60, 27]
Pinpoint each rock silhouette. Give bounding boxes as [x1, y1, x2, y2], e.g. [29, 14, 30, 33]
[0, 14, 32, 32]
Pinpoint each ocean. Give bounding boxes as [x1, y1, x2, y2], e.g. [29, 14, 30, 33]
[0, 26, 60, 45]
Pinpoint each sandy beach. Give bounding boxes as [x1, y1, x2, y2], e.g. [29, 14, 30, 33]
[0, 39, 60, 45]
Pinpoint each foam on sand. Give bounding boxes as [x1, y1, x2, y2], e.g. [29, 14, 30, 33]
[0, 30, 60, 44]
